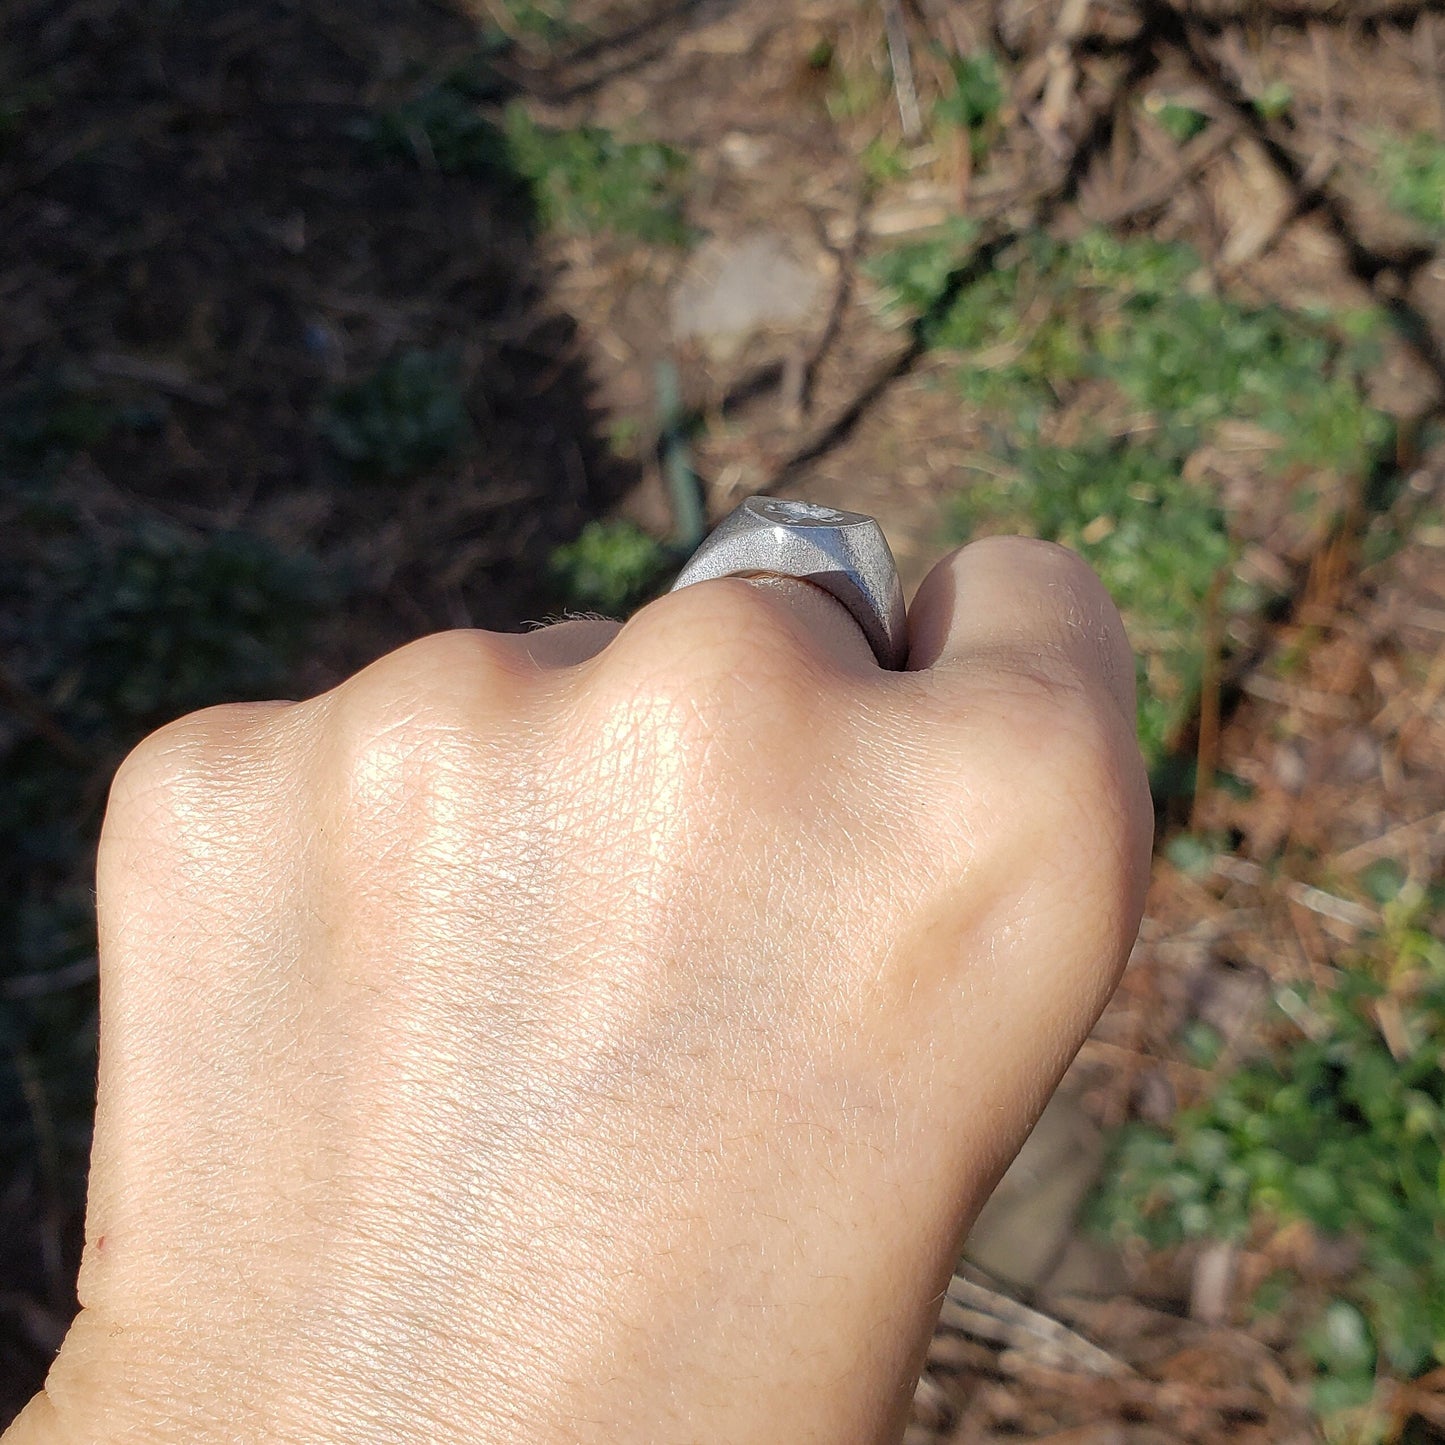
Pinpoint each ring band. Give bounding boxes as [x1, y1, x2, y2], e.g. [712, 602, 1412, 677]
[670, 496, 908, 670]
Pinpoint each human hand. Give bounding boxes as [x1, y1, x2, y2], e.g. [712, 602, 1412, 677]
[6, 536, 1151, 1445]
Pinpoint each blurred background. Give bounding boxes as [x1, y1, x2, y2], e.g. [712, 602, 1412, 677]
[2, 0, 1444, 1439]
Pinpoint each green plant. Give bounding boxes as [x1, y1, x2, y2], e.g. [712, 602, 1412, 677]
[368, 77, 689, 244]
[934, 51, 1004, 160]
[493, 0, 577, 45]
[1253, 80, 1294, 122]
[501, 105, 691, 244]
[860, 134, 908, 186]
[365, 49, 509, 175]
[869, 227, 1394, 773]
[370, 85, 508, 175]
[1378, 131, 1445, 235]
[826, 54, 889, 122]
[1093, 889, 1445, 1420]
[547, 518, 671, 614]
[1, 378, 121, 468]
[605, 415, 643, 457]
[873, 230, 1180, 383]
[322, 349, 470, 480]
[1148, 96, 1209, 145]
[875, 228, 1386, 467]
[864, 217, 982, 317]
[1101, 292, 1389, 471]
[34, 519, 327, 728]
[0, 81, 48, 157]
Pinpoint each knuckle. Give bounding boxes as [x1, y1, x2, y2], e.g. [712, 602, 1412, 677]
[602, 577, 828, 712]
[570, 580, 833, 809]
[363, 628, 529, 700]
[107, 702, 286, 820]
[323, 631, 520, 798]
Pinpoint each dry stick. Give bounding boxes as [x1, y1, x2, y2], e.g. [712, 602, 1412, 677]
[799, 195, 868, 420]
[1333, 808, 1445, 870]
[882, 0, 923, 142]
[1089, 118, 1238, 224]
[939, 1270, 1134, 1380]
[1191, 567, 1227, 828]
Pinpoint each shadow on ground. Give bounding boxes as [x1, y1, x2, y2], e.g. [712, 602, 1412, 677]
[0, 0, 641, 1415]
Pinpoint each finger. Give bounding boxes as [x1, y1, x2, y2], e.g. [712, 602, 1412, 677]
[905, 535, 1137, 722]
[513, 616, 622, 668]
[609, 572, 881, 679]
[735, 575, 879, 672]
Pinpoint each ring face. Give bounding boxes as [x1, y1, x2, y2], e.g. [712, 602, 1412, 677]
[670, 495, 908, 670]
[747, 498, 859, 528]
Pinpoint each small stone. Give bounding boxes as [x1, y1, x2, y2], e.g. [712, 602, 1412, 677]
[718, 132, 772, 171]
[963, 1091, 1107, 1291]
[670, 231, 826, 356]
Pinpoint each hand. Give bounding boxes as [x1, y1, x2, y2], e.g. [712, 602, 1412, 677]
[6, 537, 1151, 1445]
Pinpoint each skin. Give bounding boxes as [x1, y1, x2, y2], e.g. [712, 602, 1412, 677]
[4, 535, 1152, 1445]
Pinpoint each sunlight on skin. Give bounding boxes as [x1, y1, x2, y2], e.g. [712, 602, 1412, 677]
[5, 539, 1151, 1445]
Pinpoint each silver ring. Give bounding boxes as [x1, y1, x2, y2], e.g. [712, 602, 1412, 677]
[670, 497, 907, 670]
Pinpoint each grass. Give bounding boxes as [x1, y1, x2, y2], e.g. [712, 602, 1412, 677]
[828, 42, 1005, 186]
[502, 107, 691, 246]
[1093, 870, 1445, 1433]
[368, 68, 691, 245]
[1377, 131, 1445, 236]
[1145, 94, 1209, 145]
[934, 50, 1005, 161]
[491, 0, 578, 47]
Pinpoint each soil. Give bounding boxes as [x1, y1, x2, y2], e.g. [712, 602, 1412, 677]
[3, 0, 1445, 1436]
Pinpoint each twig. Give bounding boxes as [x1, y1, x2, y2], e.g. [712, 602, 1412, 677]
[799, 197, 866, 418]
[882, 0, 923, 142]
[1334, 809, 1445, 870]
[1191, 566, 1227, 826]
[762, 23, 1164, 492]
[939, 1270, 1134, 1379]
[90, 351, 224, 407]
[1087, 119, 1238, 224]
[1212, 856, 1379, 929]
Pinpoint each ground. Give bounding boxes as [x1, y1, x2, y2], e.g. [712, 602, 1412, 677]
[2, 0, 1444, 1439]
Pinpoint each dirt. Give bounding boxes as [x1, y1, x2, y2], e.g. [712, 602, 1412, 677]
[2, 0, 643, 684]
[4, 0, 1445, 1436]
